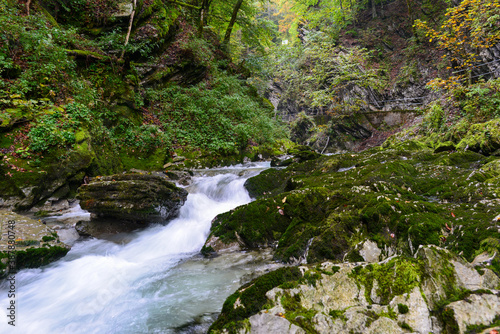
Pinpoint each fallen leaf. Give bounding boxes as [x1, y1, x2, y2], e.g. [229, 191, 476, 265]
[282, 196, 287, 203]
[451, 212, 455, 218]
[278, 209, 284, 215]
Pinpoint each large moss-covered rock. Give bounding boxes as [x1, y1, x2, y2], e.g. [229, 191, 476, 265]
[77, 173, 188, 223]
[205, 146, 500, 265]
[209, 246, 500, 334]
[456, 120, 500, 155]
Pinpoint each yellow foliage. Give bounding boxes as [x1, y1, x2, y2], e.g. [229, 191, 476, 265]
[414, 0, 500, 89]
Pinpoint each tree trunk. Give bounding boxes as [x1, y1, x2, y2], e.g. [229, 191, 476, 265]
[338, 0, 344, 23]
[198, 0, 210, 36]
[406, 0, 414, 35]
[121, 0, 137, 59]
[371, 0, 377, 18]
[222, 0, 244, 50]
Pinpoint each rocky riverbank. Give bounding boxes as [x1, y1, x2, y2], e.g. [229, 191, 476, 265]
[209, 246, 500, 334]
[0, 211, 69, 278]
[204, 125, 500, 332]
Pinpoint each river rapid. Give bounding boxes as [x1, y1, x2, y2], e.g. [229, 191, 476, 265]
[0, 162, 279, 333]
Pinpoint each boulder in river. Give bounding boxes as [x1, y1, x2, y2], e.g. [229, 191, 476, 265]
[77, 173, 188, 224]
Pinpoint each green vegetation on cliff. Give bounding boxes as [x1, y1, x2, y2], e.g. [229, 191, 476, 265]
[0, 0, 286, 210]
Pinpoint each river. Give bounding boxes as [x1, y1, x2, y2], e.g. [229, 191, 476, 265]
[0, 162, 279, 333]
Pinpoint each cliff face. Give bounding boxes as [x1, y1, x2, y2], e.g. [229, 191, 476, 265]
[268, 0, 500, 154]
[270, 0, 445, 121]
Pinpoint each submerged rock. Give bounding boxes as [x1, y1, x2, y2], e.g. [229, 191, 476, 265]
[77, 173, 188, 224]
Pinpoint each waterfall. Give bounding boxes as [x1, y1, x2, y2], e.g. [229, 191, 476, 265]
[0, 163, 276, 334]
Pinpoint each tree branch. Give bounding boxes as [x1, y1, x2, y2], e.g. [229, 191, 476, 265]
[165, 0, 200, 10]
[66, 49, 112, 62]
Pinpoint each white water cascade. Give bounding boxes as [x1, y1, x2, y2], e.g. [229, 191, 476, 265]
[0, 163, 278, 334]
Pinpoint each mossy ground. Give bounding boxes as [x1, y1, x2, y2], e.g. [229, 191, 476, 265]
[207, 145, 500, 265]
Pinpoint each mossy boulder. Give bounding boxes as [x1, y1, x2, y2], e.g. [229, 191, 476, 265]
[434, 141, 456, 153]
[290, 113, 316, 144]
[456, 120, 500, 155]
[0, 211, 70, 278]
[77, 173, 188, 223]
[244, 168, 294, 199]
[0, 142, 95, 211]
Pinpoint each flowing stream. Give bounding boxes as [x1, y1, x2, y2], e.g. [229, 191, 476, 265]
[0, 162, 279, 334]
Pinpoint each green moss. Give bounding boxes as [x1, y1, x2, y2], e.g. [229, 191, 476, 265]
[244, 168, 293, 199]
[441, 307, 460, 334]
[15, 240, 40, 246]
[456, 120, 500, 155]
[465, 315, 500, 334]
[281, 292, 317, 332]
[119, 147, 168, 171]
[351, 257, 423, 305]
[401, 322, 413, 331]
[329, 309, 347, 321]
[397, 303, 409, 314]
[0, 246, 69, 278]
[200, 245, 215, 257]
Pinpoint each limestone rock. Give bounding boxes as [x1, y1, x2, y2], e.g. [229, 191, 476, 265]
[366, 317, 403, 334]
[359, 239, 382, 263]
[113, 1, 133, 17]
[390, 287, 434, 334]
[447, 294, 500, 334]
[417, 245, 500, 308]
[247, 312, 306, 334]
[211, 246, 500, 334]
[165, 170, 192, 186]
[292, 265, 368, 313]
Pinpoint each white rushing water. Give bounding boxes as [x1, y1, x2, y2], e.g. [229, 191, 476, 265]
[0, 162, 278, 334]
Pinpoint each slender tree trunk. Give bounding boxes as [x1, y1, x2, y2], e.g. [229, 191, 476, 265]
[339, 0, 343, 20]
[371, 0, 377, 18]
[222, 0, 244, 50]
[406, 0, 414, 35]
[121, 0, 137, 59]
[26, 0, 31, 15]
[198, 0, 210, 36]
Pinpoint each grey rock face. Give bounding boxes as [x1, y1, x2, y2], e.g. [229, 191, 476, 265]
[212, 246, 500, 334]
